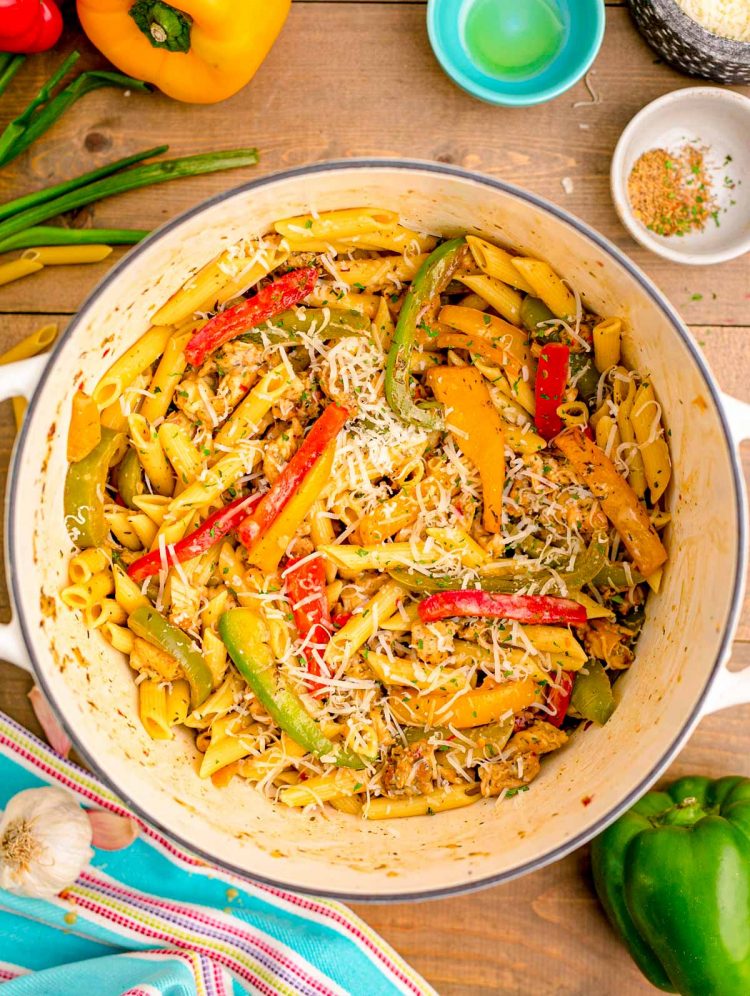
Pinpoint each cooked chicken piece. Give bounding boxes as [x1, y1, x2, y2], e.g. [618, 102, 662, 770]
[173, 375, 220, 431]
[207, 340, 266, 407]
[479, 753, 541, 797]
[410, 621, 457, 664]
[382, 742, 438, 795]
[506, 721, 568, 756]
[582, 619, 635, 670]
[285, 533, 314, 561]
[504, 452, 608, 541]
[262, 418, 304, 483]
[339, 574, 388, 613]
[129, 637, 181, 681]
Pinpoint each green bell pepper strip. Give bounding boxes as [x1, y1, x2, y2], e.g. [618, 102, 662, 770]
[129, 605, 212, 708]
[116, 447, 145, 510]
[569, 659, 614, 724]
[520, 296, 555, 335]
[240, 307, 371, 345]
[64, 427, 125, 549]
[389, 533, 608, 595]
[569, 351, 599, 401]
[219, 608, 366, 769]
[404, 718, 514, 759]
[593, 561, 646, 590]
[385, 237, 466, 428]
[591, 775, 750, 995]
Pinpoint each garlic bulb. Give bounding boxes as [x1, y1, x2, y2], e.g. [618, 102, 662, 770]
[0, 787, 93, 898]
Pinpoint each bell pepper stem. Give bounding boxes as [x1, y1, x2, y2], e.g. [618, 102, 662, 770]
[130, 0, 193, 53]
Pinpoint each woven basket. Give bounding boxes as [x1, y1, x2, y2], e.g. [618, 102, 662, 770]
[628, 0, 750, 84]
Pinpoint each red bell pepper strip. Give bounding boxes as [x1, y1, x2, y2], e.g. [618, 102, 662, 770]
[547, 670, 575, 727]
[284, 556, 332, 696]
[127, 492, 261, 582]
[534, 342, 570, 440]
[417, 590, 587, 625]
[237, 403, 351, 550]
[331, 612, 353, 629]
[185, 266, 318, 367]
[0, 0, 62, 52]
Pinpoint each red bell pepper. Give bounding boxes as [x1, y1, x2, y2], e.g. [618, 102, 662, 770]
[0, 0, 62, 52]
[127, 492, 261, 582]
[284, 556, 332, 696]
[547, 670, 575, 727]
[534, 342, 570, 440]
[417, 590, 587, 625]
[237, 402, 351, 550]
[331, 612, 353, 629]
[185, 267, 318, 367]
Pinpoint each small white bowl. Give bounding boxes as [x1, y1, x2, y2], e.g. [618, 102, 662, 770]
[611, 87, 750, 265]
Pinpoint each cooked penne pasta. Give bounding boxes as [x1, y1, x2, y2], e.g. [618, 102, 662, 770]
[275, 208, 398, 243]
[69, 547, 110, 585]
[129, 413, 175, 497]
[158, 421, 204, 486]
[466, 236, 536, 292]
[630, 381, 671, 503]
[60, 570, 113, 610]
[458, 273, 523, 325]
[139, 679, 172, 740]
[93, 325, 172, 410]
[510, 257, 577, 319]
[593, 317, 622, 373]
[153, 237, 288, 326]
[363, 785, 480, 820]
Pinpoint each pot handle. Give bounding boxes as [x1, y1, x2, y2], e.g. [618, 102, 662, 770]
[0, 353, 49, 673]
[702, 392, 750, 715]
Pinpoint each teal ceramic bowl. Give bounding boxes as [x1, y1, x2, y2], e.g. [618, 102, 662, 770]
[427, 0, 606, 107]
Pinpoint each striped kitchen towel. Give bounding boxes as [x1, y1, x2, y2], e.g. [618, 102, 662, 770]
[0, 712, 433, 996]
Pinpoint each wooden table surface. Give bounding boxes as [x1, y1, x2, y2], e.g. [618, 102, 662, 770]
[1, 4, 748, 993]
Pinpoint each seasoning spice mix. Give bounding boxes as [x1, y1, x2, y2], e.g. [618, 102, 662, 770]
[627, 144, 716, 237]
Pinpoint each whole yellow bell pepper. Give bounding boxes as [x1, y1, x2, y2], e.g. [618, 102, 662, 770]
[76, 0, 291, 104]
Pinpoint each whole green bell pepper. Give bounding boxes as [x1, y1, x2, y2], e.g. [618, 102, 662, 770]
[219, 607, 366, 770]
[591, 775, 750, 995]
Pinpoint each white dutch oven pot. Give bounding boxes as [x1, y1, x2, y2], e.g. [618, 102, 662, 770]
[0, 162, 748, 900]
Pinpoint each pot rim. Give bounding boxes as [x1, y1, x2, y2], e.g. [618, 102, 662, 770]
[11, 158, 747, 902]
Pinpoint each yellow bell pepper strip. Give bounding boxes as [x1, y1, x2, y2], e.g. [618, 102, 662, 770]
[554, 428, 667, 577]
[425, 364, 505, 532]
[76, 0, 292, 104]
[64, 427, 125, 549]
[385, 237, 466, 429]
[219, 607, 366, 769]
[129, 604, 212, 707]
[390, 676, 540, 728]
[245, 442, 336, 574]
[238, 403, 351, 563]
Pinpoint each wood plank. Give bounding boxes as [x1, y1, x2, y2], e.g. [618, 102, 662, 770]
[0, 7, 747, 324]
